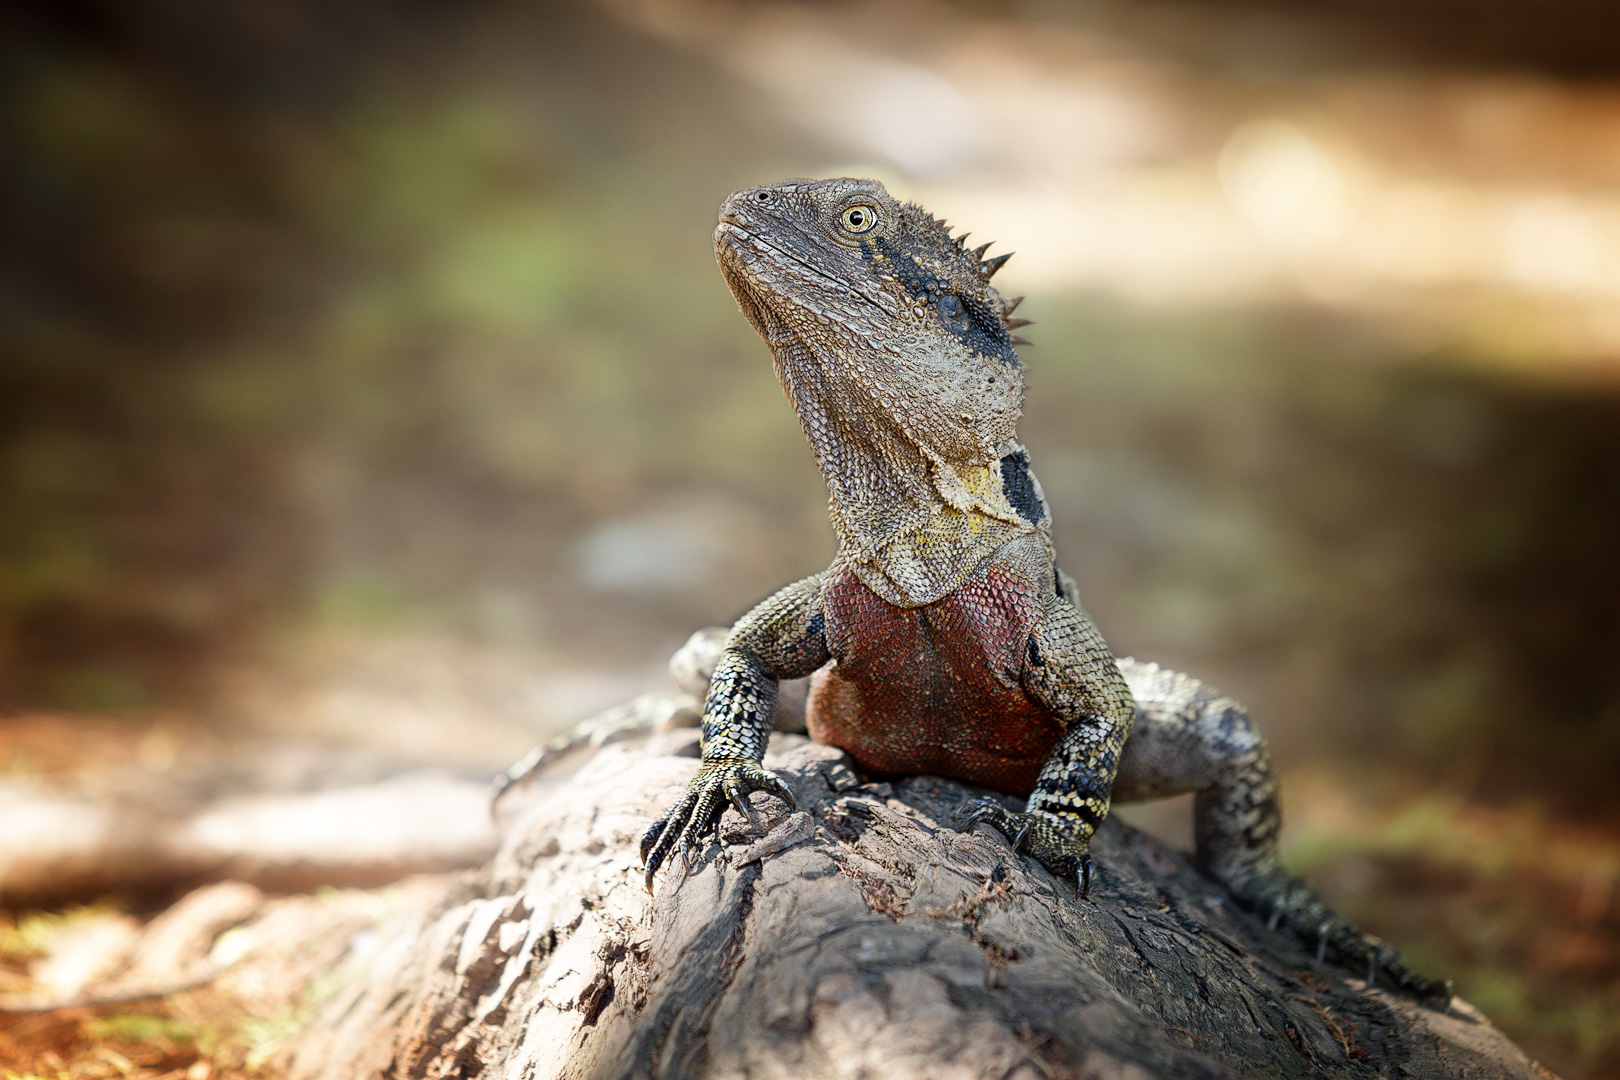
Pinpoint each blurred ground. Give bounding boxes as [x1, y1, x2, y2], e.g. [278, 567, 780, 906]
[3, 0, 1619, 1075]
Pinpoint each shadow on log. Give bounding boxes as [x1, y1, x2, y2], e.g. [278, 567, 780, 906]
[279, 731, 1544, 1080]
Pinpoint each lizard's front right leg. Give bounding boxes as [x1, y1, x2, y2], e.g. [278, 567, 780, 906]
[640, 573, 830, 890]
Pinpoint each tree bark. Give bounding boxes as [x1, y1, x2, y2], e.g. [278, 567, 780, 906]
[277, 729, 1548, 1080]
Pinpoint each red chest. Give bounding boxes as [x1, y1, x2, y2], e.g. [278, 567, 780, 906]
[805, 562, 1062, 796]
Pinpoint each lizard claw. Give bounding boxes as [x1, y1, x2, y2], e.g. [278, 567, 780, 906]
[639, 820, 661, 863]
[961, 796, 1018, 834]
[962, 798, 1096, 898]
[725, 782, 763, 834]
[642, 758, 795, 888]
[762, 773, 797, 811]
[725, 772, 798, 835]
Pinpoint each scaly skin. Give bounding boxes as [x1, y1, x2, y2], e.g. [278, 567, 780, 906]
[640, 574, 826, 886]
[641, 178, 1450, 1005]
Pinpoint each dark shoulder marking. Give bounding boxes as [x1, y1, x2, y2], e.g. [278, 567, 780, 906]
[999, 450, 1046, 525]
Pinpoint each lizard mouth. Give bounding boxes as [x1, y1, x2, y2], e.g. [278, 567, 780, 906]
[714, 223, 770, 336]
[715, 218, 818, 283]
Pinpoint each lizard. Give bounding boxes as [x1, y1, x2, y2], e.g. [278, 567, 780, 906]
[639, 176, 1450, 1004]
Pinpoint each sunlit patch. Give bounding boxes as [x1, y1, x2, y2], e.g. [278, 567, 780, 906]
[644, 3, 1620, 369]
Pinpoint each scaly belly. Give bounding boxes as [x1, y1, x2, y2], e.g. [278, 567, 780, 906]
[806, 561, 1062, 797]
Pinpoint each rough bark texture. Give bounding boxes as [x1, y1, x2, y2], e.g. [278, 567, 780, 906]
[280, 731, 1544, 1080]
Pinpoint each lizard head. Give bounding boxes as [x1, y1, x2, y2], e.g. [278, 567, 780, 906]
[714, 177, 1026, 366]
[713, 177, 1046, 607]
[713, 177, 1028, 468]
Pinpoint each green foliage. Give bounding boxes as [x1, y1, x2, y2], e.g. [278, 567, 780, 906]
[0, 902, 120, 958]
[84, 1012, 204, 1051]
[237, 963, 355, 1068]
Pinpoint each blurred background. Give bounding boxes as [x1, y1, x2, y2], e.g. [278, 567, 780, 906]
[2, 0, 1619, 1073]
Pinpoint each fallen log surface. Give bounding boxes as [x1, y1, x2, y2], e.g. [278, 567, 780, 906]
[277, 730, 1547, 1080]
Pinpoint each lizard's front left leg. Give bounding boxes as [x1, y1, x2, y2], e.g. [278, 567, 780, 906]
[965, 593, 1134, 898]
[640, 573, 829, 890]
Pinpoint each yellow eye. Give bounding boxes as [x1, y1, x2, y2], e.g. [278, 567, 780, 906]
[840, 204, 879, 234]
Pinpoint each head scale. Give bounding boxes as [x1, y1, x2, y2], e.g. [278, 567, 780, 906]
[714, 177, 1027, 463]
[713, 177, 1048, 606]
[715, 178, 1021, 365]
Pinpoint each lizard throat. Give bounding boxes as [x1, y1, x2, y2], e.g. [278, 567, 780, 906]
[829, 450, 1051, 608]
[716, 213, 1045, 607]
[770, 335, 1050, 606]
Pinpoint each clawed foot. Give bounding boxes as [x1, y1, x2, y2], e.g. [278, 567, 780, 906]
[962, 798, 1094, 899]
[640, 758, 796, 890]
[1231, 868, 1452, 1006]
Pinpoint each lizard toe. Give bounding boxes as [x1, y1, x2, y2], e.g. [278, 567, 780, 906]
[642, 787, 700, 891]
[963, 803, 1096, 897]
[643, 758, 796, 889]
[960, 797, 1020, 834]
[639, 817, 667, 865]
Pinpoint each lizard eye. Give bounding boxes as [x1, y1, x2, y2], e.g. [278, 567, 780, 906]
[839, 204, 879, 234]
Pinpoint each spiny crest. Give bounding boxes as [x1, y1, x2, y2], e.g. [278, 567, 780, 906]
[895, 202, 1026, 335]
[1003, 295, 1034, 344]
[896, 203, 988, 294]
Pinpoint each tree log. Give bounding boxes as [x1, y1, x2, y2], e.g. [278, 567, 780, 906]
[278, 730, 1547, 1080]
